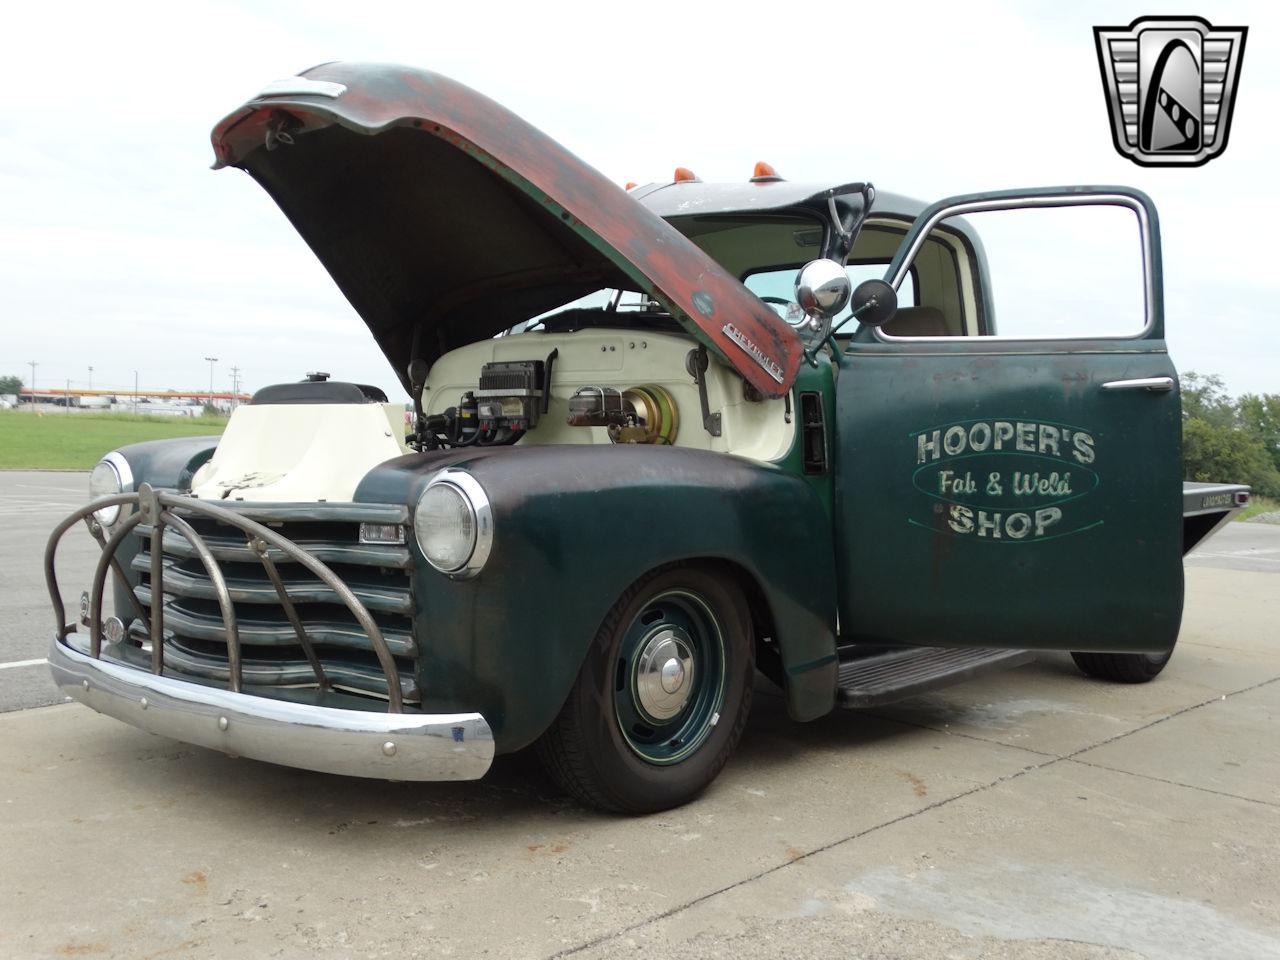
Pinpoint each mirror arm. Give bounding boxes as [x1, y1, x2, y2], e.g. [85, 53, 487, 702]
[827, 183, 876, 261]
[801, 333, 845, 369]
[829, 295, 881, 337]
[825, 336, 846, 367]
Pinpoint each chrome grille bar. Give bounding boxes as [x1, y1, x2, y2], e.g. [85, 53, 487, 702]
[127, 552, 413, 613]
[164, 511, 241, 693]
[135, 524, 411, 569]
[249, 535, 329, 692]
[46, 484, 406, 713]
[149, 505, 166, 676]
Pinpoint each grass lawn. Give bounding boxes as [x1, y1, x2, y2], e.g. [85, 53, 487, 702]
[0, 410, 228, 470]
[1235, 493, 1280, 522]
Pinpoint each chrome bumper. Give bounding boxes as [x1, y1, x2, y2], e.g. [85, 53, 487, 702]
[49, 637, 494, 781]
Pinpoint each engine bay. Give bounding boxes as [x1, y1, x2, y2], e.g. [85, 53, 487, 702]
[412, 328, 795, 462]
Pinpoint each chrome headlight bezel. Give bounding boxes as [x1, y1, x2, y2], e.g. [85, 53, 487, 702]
[89, 452, 133, 527]
[413, 469, 493, 579]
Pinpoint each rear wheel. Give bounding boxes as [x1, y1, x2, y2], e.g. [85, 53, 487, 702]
[1070, 649, 1173, 683]
[536, 565, 753, 813]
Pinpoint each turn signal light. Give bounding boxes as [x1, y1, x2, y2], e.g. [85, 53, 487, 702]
[750, 161, 783, 182]
[625, 181, 638, 190]
[673, 167, 700, 182]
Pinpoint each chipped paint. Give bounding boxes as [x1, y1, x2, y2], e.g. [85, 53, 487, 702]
[210, 63, 802, 397]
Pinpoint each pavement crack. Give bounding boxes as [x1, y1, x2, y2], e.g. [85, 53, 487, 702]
[863, 711, 1062, 760]
[1065, 757, 1279, 809]
[545, 754, 1063, 959]
[1063, 673, 1280, 762]
[549, 674, 1280, 959]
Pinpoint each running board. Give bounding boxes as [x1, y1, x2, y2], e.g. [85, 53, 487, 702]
[836, 647, 1036, 708]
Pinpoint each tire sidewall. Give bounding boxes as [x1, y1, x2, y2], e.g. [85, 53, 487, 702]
[574, 566, 753, 811]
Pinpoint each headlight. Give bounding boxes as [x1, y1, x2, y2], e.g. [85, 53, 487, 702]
[413, 470, 493, 578]
[88, 452, 132, 526]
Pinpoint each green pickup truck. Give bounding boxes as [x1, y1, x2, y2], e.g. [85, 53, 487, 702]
[46, 63, 1250, 813]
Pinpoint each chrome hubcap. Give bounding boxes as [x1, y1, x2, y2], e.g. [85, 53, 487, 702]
[634, 629, 695, 722]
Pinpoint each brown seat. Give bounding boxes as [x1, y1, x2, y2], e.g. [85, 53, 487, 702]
[881, 305, 950, 337]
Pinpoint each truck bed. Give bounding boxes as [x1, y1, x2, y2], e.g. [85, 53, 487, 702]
[1183, 481, 1251, 555]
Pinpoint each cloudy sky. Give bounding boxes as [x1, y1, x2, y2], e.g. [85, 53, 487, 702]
[2, 1, 1275, 402]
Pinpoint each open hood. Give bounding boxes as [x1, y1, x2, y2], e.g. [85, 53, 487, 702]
[211, 63, 802, 397]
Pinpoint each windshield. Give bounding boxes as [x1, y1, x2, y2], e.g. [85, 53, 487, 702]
[503, 212, 906, 336]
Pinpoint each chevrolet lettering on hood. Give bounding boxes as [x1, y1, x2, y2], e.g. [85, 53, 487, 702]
[722, 322, 786, 383]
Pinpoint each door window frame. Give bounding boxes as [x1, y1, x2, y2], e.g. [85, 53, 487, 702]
[872, 188, 1161, 344]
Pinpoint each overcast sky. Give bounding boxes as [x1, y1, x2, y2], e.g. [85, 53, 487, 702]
[2, 1, 1275, 401]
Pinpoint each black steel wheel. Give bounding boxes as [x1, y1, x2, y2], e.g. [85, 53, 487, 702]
[1070, 649, 1174, 683]
[536, 564, 754, 813]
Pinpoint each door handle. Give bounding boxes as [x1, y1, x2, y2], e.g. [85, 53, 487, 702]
[1100, 377, 1175, 392]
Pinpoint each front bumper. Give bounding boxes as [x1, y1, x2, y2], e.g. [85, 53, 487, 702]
[49, 637, 494, 781]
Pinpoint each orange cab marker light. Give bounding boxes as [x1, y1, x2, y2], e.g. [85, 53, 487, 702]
[673, 167, 700, 183]
[625, 181, 638, 191]
[750, 161, 783, 182]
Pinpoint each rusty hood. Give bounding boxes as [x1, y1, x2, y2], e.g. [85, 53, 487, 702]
[211, 63, 801, 397]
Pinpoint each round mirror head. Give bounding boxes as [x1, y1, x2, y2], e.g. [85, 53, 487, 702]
[849, 278, 899, 327]
[794, 259, 852, 321]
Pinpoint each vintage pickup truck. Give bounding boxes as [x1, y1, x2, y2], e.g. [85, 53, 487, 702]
[46, 63, 1250, 813]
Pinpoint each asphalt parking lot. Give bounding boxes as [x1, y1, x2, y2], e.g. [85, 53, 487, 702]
[1, 471, 1277, 959]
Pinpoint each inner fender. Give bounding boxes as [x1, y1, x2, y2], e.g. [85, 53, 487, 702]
[356, 444, 837, 753]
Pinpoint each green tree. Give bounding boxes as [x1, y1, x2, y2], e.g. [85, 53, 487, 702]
[0, 375, 22, 395]
[1179, 372, 1280, 498]
[1183, 419, 1280, 498]
[1179, 371, 1235, 427]
[1236, 392, 1280, 474]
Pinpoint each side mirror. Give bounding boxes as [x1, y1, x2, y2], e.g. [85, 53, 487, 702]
[847, 278, 898, 328]
[794, 259, 851, 326]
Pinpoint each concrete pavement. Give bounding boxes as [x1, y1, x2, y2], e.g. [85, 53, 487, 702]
[0, 471, 1277, 958]
[0, 471, 102, 711]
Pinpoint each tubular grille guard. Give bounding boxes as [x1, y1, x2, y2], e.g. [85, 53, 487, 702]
[45, 483, 407, 713]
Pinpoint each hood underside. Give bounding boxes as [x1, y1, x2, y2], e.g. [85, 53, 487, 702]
[211, 63, 802, 396]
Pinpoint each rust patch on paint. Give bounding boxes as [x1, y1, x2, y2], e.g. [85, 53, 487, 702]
[210, 64, 802, 397]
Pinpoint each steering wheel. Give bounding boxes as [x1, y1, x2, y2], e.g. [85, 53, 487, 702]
[759, 295, 808, 327]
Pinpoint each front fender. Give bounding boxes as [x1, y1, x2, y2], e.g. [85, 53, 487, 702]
[104, 436, 222, 617]
[357, 445, 837, 753]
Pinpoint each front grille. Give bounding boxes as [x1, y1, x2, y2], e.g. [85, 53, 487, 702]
[130, 502, 417, 703]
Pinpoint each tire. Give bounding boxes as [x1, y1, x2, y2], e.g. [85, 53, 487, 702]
[1070, 649, 1173, 683]
[536, 564, 754, 814]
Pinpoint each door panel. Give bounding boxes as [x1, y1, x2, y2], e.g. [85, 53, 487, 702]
[837, 187, 1183, 654]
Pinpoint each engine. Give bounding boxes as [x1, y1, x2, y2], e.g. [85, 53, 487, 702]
[413, 352, 679, 449]
[566, 384, 679, 445]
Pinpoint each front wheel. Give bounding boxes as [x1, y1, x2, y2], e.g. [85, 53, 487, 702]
[1070, 649, 1174, 683]
[536, 565, 754, 813]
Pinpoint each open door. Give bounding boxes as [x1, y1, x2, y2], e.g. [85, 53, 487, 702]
[837, 187, 1183, 653]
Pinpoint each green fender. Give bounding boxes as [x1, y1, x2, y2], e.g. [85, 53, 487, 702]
[104, 436, 221, 616]
[356, 444, 838, 752]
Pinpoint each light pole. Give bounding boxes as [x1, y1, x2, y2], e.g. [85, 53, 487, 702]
[230, 365, 242, 408]
[87, 365, 93, 391]
[27, 361, 36, 413]
[133, 370, 139, 414]
[204, 356, 218, 409]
